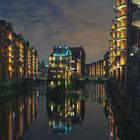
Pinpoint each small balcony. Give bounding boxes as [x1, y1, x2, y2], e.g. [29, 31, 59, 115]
[132, 0, 140, 6]
[132, 10, 140, 28]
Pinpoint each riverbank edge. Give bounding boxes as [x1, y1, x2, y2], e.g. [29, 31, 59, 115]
[0, 79, 46, 98]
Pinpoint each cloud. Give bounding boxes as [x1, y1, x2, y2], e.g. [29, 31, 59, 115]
[0, 0, 114, 63]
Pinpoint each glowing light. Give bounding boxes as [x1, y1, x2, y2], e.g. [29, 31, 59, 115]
[117, 63, 120, 68]
[19, 67, 22, 72]
[51, 81, 54, 85]
[117, 15, 127, 21]
[130, 53, 134, 56]
[132, 0, 140, 5]
[7, 32, 12, 40]
[51, 105, 54, 111]
[19, 42, 22, 48]
[132, 19, 140, 28]
[8, 52, 12, 57]
[8, 46, 12, 51]
[8, 58, 12, 63]
[111, 131, 114, 136]
[13, 112, 15, 118]
[116, 4, 127, 11]
[8, 65, 12, 71]
[53, 45, 72, 57]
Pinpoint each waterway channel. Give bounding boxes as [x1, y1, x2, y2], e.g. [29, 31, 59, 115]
[0, 81, 140, 140]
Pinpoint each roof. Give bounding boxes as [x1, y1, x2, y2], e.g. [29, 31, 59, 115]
[52, 45, 72, 57]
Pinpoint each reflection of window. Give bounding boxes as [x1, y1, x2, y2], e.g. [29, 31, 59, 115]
[121, 40, 126, 49]
[117, 21, 121, 28]
[121, 7, 127, 16]
[7, 32, 12, 40]
[116, 0, 121, 7]
[49, 57, 52, 61]
[8, 64, 12, 71]
[121, 29, 126, 38]
[121, 19, 127, 27]
[59, 57, 62, 61]
[120, 53, 126, 65]
[53, 57, 55, 61]
[116, 11, 121, 18]
[121, 0, 126, 4]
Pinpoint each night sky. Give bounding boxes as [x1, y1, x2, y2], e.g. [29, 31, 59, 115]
[0, 0, 114, 63]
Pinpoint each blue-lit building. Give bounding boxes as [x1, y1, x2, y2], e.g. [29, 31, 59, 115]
[48, 45, 73, 80]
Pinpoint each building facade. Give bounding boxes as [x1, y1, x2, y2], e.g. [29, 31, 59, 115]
[104, 50, 110, 78]
[0, 20, 14, 83]
[0, 20, 39, 85]
[85, 60, 105, 78]
[38, 61, 48, 79]
[30, 47, 38, 78]
[70, 46, 86, 77]
[48, 45, 72, 81]
[108, 0, 138, 86]
[24, 41, 31, 78]
[14, 34, 24, 80]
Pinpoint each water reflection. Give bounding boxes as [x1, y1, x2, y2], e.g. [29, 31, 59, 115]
[104, 88, 140, 140]
[0, 82, 109, 140]
[46, 91, 85, 135]
[83, 81, 106, 102]
[0, 88, 39, 140]
[1, 81, 140, 140]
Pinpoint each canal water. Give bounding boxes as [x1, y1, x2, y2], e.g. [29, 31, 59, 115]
[0, 81, 140, 140]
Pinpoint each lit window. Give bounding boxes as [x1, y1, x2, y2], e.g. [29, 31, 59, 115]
[7, 32, 12, 40]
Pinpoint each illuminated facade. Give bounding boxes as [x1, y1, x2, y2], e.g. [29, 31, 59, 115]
[31, 47, 35, 77]
[24, 43, 39, 79]
[109, 20, 120, 81]
[48, 45, 72, 80]
[0, 20, 14, 83]
[96, 60, 104, 77]
[85, 60, 105, 78]
[115, 0, 128, 82]
[104, 50, 110, 78]
[35, 50, 39, 77]
[0, 20, 39, 84]
[24, 41, 31, 78]
[109, 0, 137, 84]
[30, 47, 38, 77]
[70, 46, 86, 77]
[14, 34, 24, 80]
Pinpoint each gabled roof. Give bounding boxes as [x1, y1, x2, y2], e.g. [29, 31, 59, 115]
[52, 44, 72, 57]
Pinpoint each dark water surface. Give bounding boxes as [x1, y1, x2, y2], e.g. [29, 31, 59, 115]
[0, 81, 140, 140]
